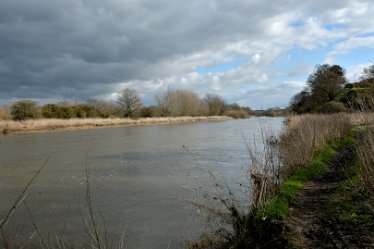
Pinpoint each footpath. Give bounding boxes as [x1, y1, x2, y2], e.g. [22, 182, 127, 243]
[283, 145, 374, 248]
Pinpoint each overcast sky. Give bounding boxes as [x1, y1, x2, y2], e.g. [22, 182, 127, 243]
[1, 0, 374, 109]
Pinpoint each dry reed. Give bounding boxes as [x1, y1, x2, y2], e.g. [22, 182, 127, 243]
[280, 113, 351, 177]
[0, 116, 231, 134]
[357, 126, 374, 194]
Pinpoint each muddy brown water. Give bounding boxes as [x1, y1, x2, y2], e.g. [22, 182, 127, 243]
[0, 117, 283, 248]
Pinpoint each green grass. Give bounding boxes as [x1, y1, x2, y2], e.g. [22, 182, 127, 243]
[330, 159, 374, 225]
[260, 135, 355, 220]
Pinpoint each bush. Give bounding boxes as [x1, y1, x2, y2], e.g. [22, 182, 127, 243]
[138, 106, 159, 118]
[11, 100, 39, 121]
[41, 104, 60, 118]
[223, 109, 250, 119]
[345, 83, 354, 89]
[314, 101, 348, 113]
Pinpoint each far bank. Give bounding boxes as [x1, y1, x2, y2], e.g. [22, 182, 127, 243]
[0, 116, 234, 135]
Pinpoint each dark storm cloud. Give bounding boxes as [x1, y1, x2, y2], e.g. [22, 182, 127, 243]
[0, 0, 373, 105]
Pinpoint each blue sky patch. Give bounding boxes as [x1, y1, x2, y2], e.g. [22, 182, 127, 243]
[324, 23, 345, 31]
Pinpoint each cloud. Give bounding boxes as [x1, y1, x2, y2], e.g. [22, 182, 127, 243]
[240, 81, 305, 109]
[0, 0, 373, 108]
[325, 36, 374, 63]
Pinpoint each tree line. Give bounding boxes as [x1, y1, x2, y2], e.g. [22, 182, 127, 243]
[290, 64, 374, 113]
[3, 89, 252, 121]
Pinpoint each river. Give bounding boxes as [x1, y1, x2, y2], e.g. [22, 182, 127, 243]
[0, 117, 284, 248]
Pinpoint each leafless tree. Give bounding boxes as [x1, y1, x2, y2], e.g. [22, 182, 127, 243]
[155, 89, 203, 116]
[360, 64, 374, 82]
[117, 88, 142, 118]
[203, 93, 226, 115]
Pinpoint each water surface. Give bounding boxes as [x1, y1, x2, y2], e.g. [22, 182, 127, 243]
[0, 117, 284, 248]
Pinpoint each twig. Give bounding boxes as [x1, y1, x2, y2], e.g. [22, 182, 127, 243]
[0, 156, 51, 230]
[84, 151, 103, 249]
[23, 199, 47, 249]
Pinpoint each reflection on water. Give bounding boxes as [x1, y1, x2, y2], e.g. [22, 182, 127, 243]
[0, 117, 284, 248]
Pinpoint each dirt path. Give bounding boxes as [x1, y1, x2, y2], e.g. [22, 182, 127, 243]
[283, 146, 374, 249]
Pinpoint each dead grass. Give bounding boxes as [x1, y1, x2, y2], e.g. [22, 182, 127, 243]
[184, 126, 283, 248]
[280, 113, 351, 177]
[357, 126, 374, 194]
[0, 106, 11, 121]
[0, 116, 232, 134]
[186, 113, 369, 248]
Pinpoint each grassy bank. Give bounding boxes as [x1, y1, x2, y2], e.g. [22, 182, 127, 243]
[187, 113, 374, 248]
[0, 116, 232, 134]
[264, 135, 355, 220]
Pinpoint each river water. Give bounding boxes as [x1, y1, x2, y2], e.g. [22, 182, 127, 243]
[0, 117, 284, 248]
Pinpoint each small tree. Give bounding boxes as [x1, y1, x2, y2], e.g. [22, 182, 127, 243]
[307, 64, 346, 104]
[117, 88, 142, 118]
[203, 93, 226, 115]
[11, 100, 39, 121]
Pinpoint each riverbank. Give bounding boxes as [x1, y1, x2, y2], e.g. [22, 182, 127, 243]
[0, 116, 232, 134]
[186, 113, 374, 248]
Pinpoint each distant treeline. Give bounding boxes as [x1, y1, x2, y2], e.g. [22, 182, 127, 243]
[289, 64, 374, 114]
[1, 89, 253, 121]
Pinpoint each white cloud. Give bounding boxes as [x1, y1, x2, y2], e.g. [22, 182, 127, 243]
[1, 0, 374, 108]
[251, 53, 261, 64]
[346, 63, 372, 82]
[325, 36, 374, 63]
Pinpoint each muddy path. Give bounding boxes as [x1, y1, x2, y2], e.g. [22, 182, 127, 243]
[283, 146, 374, 249]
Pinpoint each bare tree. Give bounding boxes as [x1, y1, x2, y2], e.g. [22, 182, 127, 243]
[203, 93, 226, 115]
[117, 88, 142, 118]
[360, 64, 374, 82]
[155, 88, 173, 116]
[155, 89, 202, 116]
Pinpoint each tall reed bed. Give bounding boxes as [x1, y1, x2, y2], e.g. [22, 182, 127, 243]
[280, 114, 351, 177]
[357, 126, 374, 194]
[0, 116, 231, 134]
[186, 114, 355, 248]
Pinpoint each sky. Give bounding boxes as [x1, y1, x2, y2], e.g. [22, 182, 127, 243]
[1, 0, 374, 109]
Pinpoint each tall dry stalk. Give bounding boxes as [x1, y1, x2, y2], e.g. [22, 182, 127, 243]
[280, 113, 351, 177]
[357, 127, 374, 193]
[184, 125, 283, 248]
[244, 129, 281, 210]
[82, 153, 126, 249]
[0, 157, 50, 231]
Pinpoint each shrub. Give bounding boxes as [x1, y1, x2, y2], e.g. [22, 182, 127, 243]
[139, 106, 158, 118]
[314, 101, 348, 113]
[10, 100, 39, 121]
[345, 83, 354, 89]
[223, 109, 250, 119]
[41, 104, 61, 118]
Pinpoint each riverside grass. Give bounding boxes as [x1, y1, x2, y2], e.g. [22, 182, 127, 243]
[0, 116, 232, 134]
[263, 135, 355, 220]
[187, 113, 366, 248]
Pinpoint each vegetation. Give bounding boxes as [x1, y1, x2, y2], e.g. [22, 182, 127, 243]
[203, 93, 226, 116]
[290, 64, 374, 113]
[1, 88, 252, 122]
[252, 107, 286, 117]
[187, 113, 374, 248]
[0, 116, 231, 134]
[117, 88, 143, 118]
[10, 100, 39, 121]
